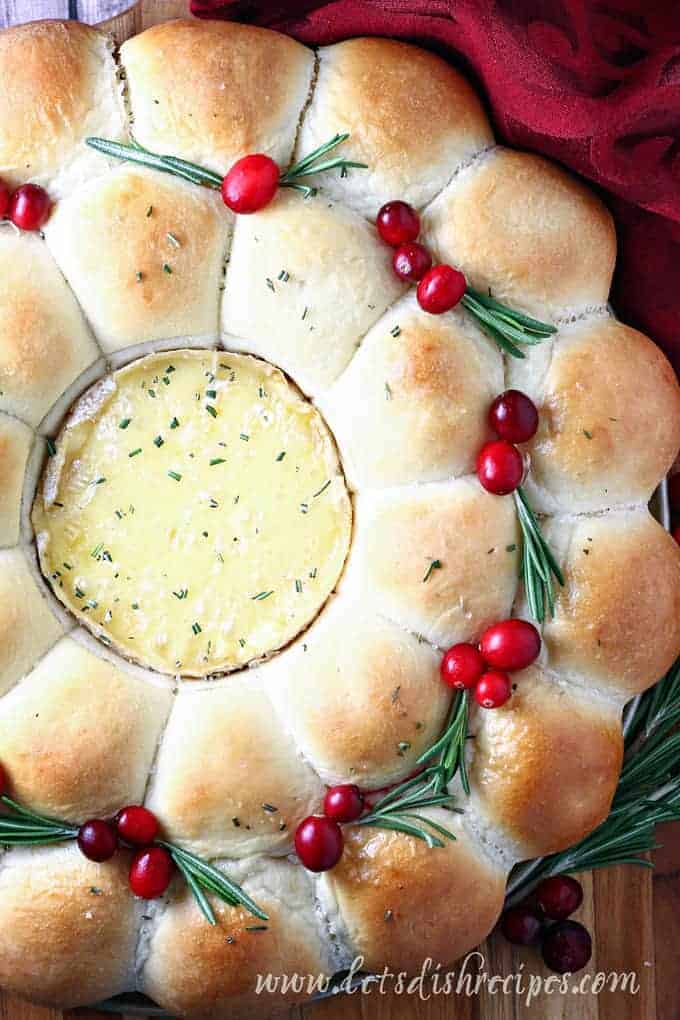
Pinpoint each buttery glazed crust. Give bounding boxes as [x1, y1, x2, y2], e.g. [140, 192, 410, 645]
[0, 20, 124, 196]
[0, 17, 678, 1019]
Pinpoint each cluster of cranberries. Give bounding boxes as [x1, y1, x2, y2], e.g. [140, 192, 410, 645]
[294, 783, 365, 872]
[78, 807, 173, 899]
[441, 617, 541, 709]
[477, 389, 539, 495]
[500, 875, 592, 973]
[376, 199, 467, 315]
[0, 179, 52, 230]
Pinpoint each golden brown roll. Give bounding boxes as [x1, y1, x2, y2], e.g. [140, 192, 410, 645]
[121, 20, 314, 176]
[343, 477, 520, 648]
[422, 148, 616, 318]
[0, 547, 66, 696]
[509, 317, 680, 512]
[467, 668, 623, 857]
[0, 231, 99, 427]
[542, 509, 680, 695]
[0, 413, 32, 547]
[269, 594, 451, 788]
[326, 811, 507, 972]
[297, 37, 493, 218]
[146, 672, 322, 859]
[45, 165, 231, 353]
[0, 635, 172, 822]
[319, 295, 503, 488]
[0, 20, 125, 196]
[0, 845, 137, 1008]
[142, 856, 335, 1020]
[222, 189, 404, 395]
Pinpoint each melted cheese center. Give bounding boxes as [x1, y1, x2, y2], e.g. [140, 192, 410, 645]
[33, 350, 351, 676]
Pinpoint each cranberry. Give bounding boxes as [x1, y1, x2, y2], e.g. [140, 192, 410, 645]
[668, 473, 680, 510]
[480, 619, 541, 672]
[376, 201, 420, 246]
[9, 184, 51, 230]
[221, 154, 279, 214]
[0, 180, 10, 219]
[474, 670, 512, 709]
[476, 439, 524, 495]
[116, 805, 159, 846]
[324, 784, 365, 823]
[542, 920, 592, 974]
[500, 905, 543, 945]
[489, 390, 539, 444]
[536, 875, 583, 920]
[77, 819, 118, 862]
[417, 264, 466, 315]
[129, 846, 174, 899]
[392, 242, 432, 282]
[440, 643, 486, 691]
[295, 815, 343, 872]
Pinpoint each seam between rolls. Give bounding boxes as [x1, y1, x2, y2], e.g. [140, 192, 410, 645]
[288, 49, 320, 171]
[420, 142, 498, 221]
[140, 680, 179, 810]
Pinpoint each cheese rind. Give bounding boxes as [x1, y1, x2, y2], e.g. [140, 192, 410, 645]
[32, 350, 351, 676]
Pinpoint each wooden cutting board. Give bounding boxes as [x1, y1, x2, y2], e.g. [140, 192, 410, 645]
[0, 2, 677, 1017]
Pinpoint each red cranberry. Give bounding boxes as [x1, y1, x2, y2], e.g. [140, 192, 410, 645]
[476, 440, 524, 495]
[440, 643, 486, 691]
[221, 154, 280, 214]
[474, 670, 512, 709]
[542, 920, 592, 974]
[480, 619, 541, 672]
[417, 264, 466, 314]
[9, 184, 51, 230]
[77, 819, 118, 862]
[536, 875, 583, 920]
[489, 390, 539, 444]
[323, 784, 365, 823]
[295, 815, 343, 872]
[376, 201, 420, 246]
[116, 805, 159, 846]
[129, 846, 174, 899]
[392, 242, 432, 282]
[500, 905, 543, 945]
[0, 180, 10, 219]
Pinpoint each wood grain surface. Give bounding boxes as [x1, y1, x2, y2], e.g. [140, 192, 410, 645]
[0, 1, 677, 1017]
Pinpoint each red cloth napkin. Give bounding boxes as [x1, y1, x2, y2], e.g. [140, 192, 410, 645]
[191, 0, 680, 375]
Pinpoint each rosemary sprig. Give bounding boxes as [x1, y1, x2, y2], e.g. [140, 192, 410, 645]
[356, 691, 469, 847]
[86, 133, 366, 201]
[157, 840, 268, 926]
[504, 658, 680, 907]
[0, 796, 77, 845]
[461, 287, 556, 359]
[514, 486, 564, 623]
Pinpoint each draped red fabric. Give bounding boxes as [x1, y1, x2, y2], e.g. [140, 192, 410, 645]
[190, 0, 680, 375]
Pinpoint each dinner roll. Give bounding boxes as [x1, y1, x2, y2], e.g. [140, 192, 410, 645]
[142, 856, 335, 1019]
[0, 635, 171, 823]
[326, 811, 506, 972]
[467, 668, 623, 857]
[0, 547, 66, 696]
[296, 37, 493, 219]
[343, 477, 520, 648]
[222, 190, 404, 395]
[0, 845, 137, 1008]
[121, 19, 314, 176]
[146, 672, 322, 859]
[319, 295, 502, 488]
[0, 20, 124, 196]
[0, 231, 99, 427]
[509, 317, 680, 512]
[45, 165, 231, 353]
[269, 594, 451, 788]
[0, 413, 32, 547]
[542, 509, 680, 695]
[422, 148, 616, 318]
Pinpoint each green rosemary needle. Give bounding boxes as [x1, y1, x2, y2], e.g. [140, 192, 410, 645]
[461, 287, 556, 358]
[0, 797, 77, 845]
[157, 840, 268, 925]
[514, 486, 564, 623]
